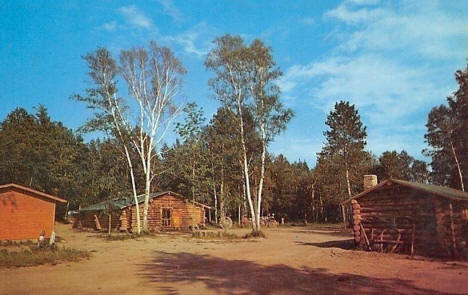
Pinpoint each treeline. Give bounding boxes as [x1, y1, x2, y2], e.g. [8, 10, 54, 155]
[1, 35, 467, 224]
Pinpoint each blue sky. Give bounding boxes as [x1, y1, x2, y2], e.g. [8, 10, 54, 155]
[1, 0, 467, 166]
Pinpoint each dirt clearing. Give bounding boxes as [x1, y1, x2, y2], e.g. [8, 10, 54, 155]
[1, 224, 467, 295]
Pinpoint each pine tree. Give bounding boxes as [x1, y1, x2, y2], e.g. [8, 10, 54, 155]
[321, 101, 368, 199]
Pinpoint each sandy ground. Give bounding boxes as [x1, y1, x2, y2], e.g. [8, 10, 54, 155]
[1, 223, 467, 295]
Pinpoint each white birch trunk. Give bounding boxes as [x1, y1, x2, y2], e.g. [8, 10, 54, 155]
[238, 102, 257, 232]
[220, 166, 225, 221]
[450, 141, 465, 192]
[345, 165, 352, 198]
[256, 123, 266, 230]
[213, 185, 218, 223]
[105, 76, 141, 234]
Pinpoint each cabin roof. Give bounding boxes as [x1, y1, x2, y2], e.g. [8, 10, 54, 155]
[341, 179, 468, 205]
[0, 183, 67, 203]
[79, 191, 211, 212]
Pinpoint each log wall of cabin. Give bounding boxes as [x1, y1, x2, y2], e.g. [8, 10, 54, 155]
[79, 210, 122, 231]
[354, 184, 441, 256]
[432, 198, 468, 258]
[129, 194, 204, 231]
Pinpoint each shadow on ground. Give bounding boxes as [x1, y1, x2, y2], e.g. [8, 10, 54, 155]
[291, 229, 352, 238]
[137, 251, 451, 295]
[296, 239, 356, 250]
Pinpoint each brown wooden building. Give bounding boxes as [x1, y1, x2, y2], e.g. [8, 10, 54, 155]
[0, 183, 67, 240]
[78, 191, 209, 232]
[342, 177, 468, 258]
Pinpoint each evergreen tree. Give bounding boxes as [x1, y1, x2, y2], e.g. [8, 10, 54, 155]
[321, 101, 368, 199]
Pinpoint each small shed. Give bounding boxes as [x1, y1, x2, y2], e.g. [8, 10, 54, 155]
[78, 191, 209, 232]
[0, 183, 67, 240]
[342, 178, 468, 258]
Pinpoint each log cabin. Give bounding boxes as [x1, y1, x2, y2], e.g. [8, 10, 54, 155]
[0, 183, 67, 240]
[78, 191, 209, 232]
[341, 176, 468, 258]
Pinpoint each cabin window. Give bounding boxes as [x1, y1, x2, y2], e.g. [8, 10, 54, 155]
[162, 208, 171, 227]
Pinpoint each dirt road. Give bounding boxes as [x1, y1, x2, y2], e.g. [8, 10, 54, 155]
[1, 224, 467, 295]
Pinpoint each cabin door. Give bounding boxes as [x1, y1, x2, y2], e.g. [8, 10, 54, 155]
[172, 209, 182, 228]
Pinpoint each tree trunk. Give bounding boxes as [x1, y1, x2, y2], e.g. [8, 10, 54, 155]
[319, 194, 324, 222]
[256, 123, 266, 231]
[345, 162, 352, 198]
[213, 184, 218, 223]
[238, 102, 257, 232]
[143, 143, 152, 232]
[450, 141, 465, 192]
[107, 91, 141, 235]
[220, 166, 226, 221]
[192, 165, 196, 200]
[311, 183, 316, 222]
[108, 214, 112, 235]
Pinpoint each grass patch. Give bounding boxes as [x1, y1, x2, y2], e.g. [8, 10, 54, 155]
[192, 231, 240, 240]
[97, 231, 158, 241]
[0, 240, 35, 247]
[304, 223, 346, 231]
[0, 246, 90, 268]
[243, 230, 266, 239]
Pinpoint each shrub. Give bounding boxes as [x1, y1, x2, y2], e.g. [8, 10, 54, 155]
[243, 230, 266, 239]
[0, 246, 90, 268]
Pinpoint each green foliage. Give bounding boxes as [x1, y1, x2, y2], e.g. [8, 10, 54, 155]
[319, 101, 370, 200]
[266, 155, 314, 222]
[0, 106, 91, 208]
[0, 106, 143, 210]
[425, 63, 468, 190]
[372, 150, 428, 183]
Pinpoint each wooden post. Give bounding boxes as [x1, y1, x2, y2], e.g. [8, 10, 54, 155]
[360, 223, 372, 251]
[411, 223, 415, 257]
[449, 202, 458, 258]
[108, 214, 112, 235]
[341, 204, 347, 229]
[93, 214, 102, 231]
[379, 230, 385, 252]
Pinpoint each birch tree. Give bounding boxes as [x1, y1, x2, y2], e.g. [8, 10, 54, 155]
[205, 35, 292, 232]
[205, 35, 259, 231]
[73, 48, 143, 234]
[119, 42, 186, 230]
[248, 40, 293, 230]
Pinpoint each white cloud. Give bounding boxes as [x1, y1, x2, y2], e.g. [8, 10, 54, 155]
[326, 2, 466, 60]
[282, 55, 448, 124]
[345, 0, 381, 5]
[165, 22, 215, 58]
[118, 5, 153, 29]
[155, 0, 183, 22]
[325, 4, 385, 24]
[102, 21, 117, 32]
[280, 0, 467, 158]
[300, 17, 315, 25]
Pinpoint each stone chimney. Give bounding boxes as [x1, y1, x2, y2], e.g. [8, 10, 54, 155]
[363, 175, 377, 190]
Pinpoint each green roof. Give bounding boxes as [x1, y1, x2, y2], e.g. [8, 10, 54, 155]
[79, 191, 175, 212]
[342, 179, 468, 204]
